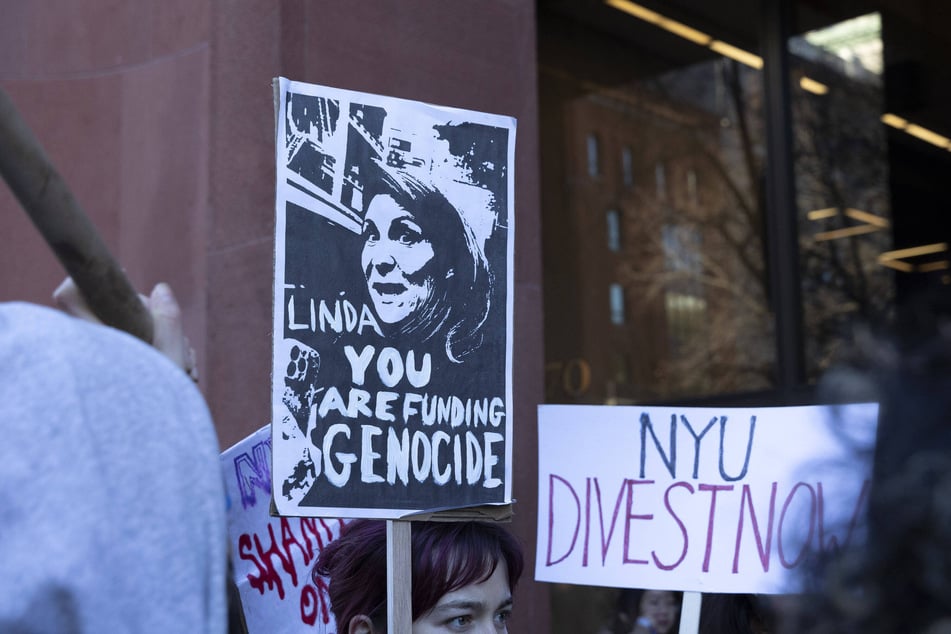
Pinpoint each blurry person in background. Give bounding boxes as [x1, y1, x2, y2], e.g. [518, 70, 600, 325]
[788, 292, 951, 633]
[598, 589, 681, 634]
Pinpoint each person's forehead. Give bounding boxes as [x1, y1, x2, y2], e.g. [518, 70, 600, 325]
[433, 561, 511, 607]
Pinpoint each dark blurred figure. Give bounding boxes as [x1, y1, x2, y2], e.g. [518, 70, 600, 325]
[790, 290, 951, 633]
[698, 290, 951, 634]
[698, 594, 779, 634]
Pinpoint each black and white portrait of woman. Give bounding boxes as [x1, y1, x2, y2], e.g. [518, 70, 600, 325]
[360, 162, 493, 364]
[271, 78, 515, 518]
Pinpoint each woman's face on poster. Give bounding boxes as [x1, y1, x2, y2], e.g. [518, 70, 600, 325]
[362, 194, 436, 326]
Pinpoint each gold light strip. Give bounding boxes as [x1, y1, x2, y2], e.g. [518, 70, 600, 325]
[606, 1, 761, 68]
[657, 17, 713, 46]
[879, 242, 949, 261]
[843, 208, 890, 228]
[878, 244, 951, 275]
[605, 0, 662, 23]
[879, 259, 915, 273]
[807, 207, 838, 220]
[809, 207, 889, 241]
[814, 225, 882, 241]
[904, 124, 951, 149]
[709, 40, 764, 69]
[881, 113, 908, 129]
[882, 113, 951, 152]
[607, 0, 713, 45]
[800, 76, 829, 95]
[919, 260, 950, 273]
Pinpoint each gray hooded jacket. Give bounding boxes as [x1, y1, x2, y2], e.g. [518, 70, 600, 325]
[0, 302, 227, 633]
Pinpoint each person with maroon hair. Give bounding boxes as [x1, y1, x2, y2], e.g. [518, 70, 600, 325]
[313, 519, 523, 633]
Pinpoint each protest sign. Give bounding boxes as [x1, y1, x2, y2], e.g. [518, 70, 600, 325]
[222, 426, 348, 633]
[536, 403, 877, 594]
[270, 78, 515, 519]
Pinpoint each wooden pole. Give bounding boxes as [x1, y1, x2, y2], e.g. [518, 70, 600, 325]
[0, 86, 153, 343]
[387, 519, 413, 632]
[679, 592, 702, 634]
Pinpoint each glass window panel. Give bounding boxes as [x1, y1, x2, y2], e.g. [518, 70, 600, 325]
[686, 168, 699, 206]
[586, 133, 600, 176]
[654, 161, 667, 201]
[622, 146, 634, 187]
[789, 3, 937, 382]
[609, 283, 625, 325]
[606, 209, 622, 251]
[540, 0, 773, 410]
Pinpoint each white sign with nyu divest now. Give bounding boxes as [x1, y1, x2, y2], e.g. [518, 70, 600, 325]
[535, 403, 877, 594]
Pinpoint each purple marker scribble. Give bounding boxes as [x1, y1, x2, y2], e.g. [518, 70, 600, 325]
[233, 438, 273, 510]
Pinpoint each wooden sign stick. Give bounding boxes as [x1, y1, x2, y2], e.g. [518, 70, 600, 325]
[678, 591, 702, 634]
[0, 86, 153, 343]
[387, 519, 414, 632]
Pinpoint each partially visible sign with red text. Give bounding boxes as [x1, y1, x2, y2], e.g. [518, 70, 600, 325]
[535, 403, 877, 594]
[222, 426, 348, 633]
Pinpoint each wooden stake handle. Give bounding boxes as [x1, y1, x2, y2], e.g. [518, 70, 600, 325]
[387, 520, 413, 632]
[0, 86, 153, 343]
[679, 591, 702, 634]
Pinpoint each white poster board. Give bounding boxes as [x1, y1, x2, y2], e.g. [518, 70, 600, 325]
[221, 426, 348, 633]
[536, 403, 877, 594]
[271, 78, 516, 519]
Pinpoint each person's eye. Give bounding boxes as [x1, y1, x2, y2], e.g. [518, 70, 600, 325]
[393, 220, 424, 245]
[398, 232, 419, 245]
[444, 614, 472, 631]
[362, 223, 379, 243]
[495, 609, 512, 628]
